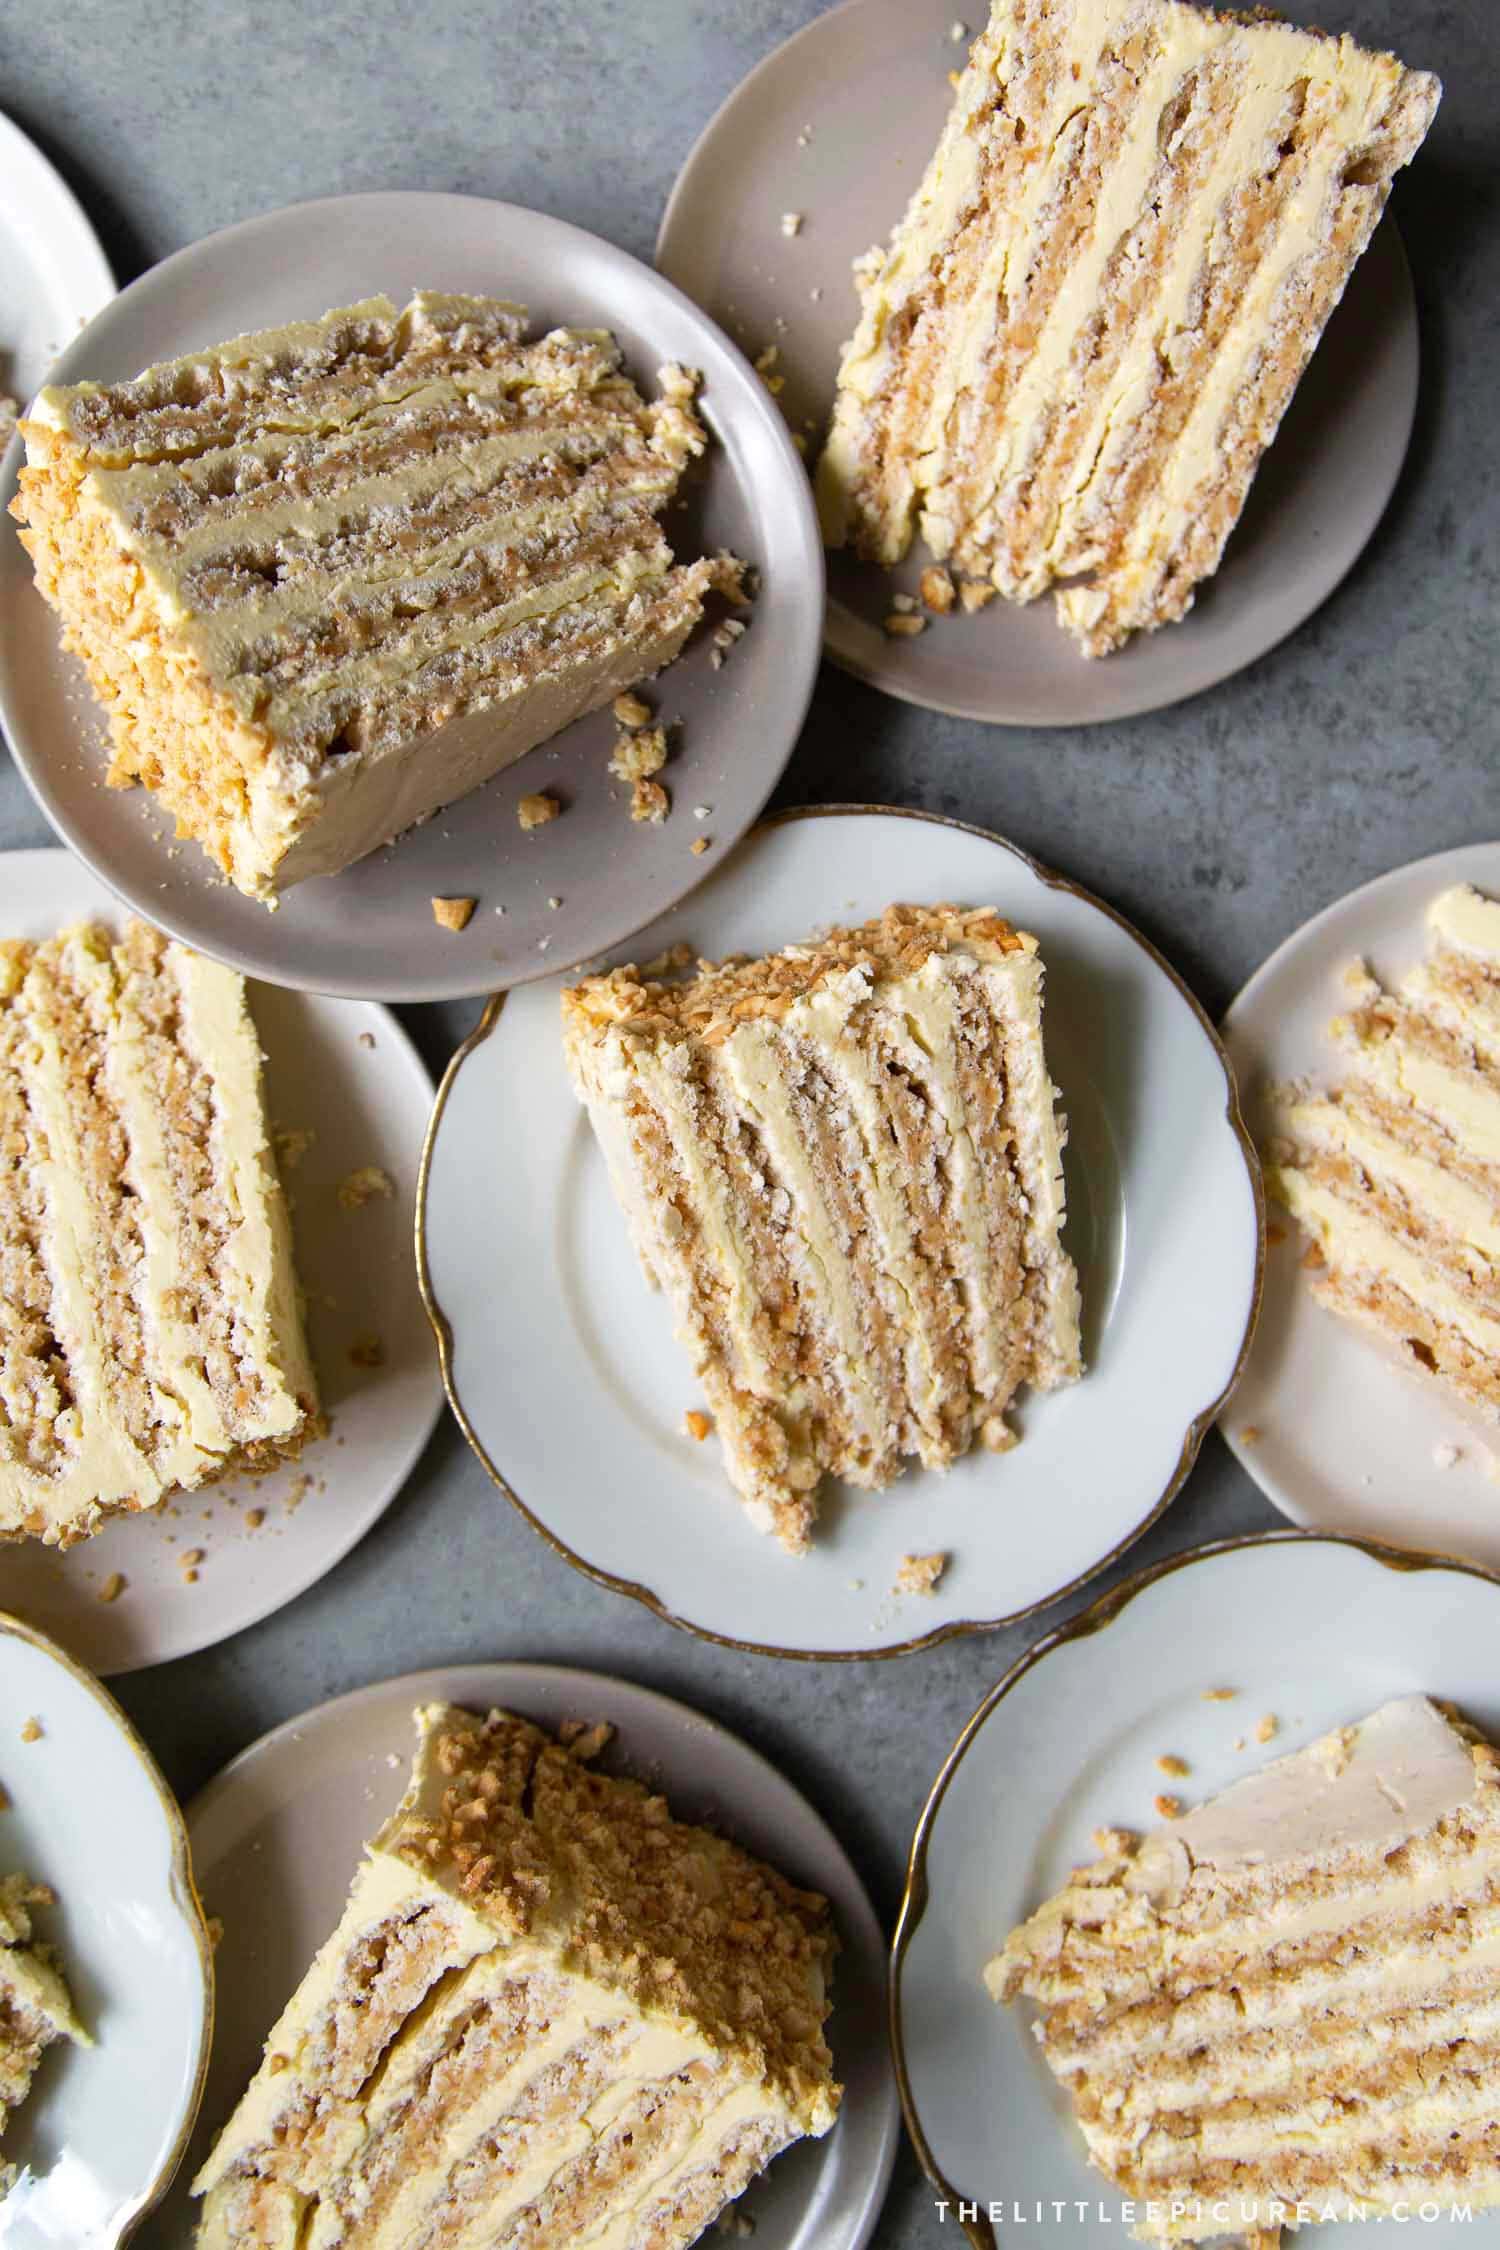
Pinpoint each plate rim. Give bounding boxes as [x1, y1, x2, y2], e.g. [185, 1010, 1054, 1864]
[1217, 836, 1500, 1530]
[888, 1526, 1500, 2250]
[184, 1656, 901, 2250]
[654, 0, 1418, 729]
[0, 844, 447, 1674]
[415, 801, 1267, 1662]
[0, 104, 115, 384]
[0, 1605, 214, 2243]
[0, 187, 824, 1004]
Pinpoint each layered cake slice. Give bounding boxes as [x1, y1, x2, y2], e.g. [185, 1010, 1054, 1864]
[0, 1873, 89, 2189]
[562, 905, 1081, 1552]
[14, 294, 736, 899]
[989, 1695, 1500, 2241]
[0, 921, 317, 1545]
[817, 0, 1438, 656]
[1267, 884, 1500, 1422]
[193, 1703, 840, 2249]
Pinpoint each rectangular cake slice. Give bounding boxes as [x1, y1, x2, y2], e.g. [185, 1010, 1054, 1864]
[192, 1702, 840, 2250]
[817, 0, 1439, 656]
[989, 1695, 1500, 2241]
[562, 904, 1081, 1552]
[14, 294, 735, 899]
[0, 921, 317, 1545]
[0, 1874, 89, 2190]
[1266, 884, 1500, 1422]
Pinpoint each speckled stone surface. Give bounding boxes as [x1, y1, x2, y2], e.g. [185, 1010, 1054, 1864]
[1, 1, 1496, 2239]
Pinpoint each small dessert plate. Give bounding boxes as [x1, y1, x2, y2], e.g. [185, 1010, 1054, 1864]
[1221, 841, 1500, 1570]
[657, 0, 1419, 728]
[145, 1661, 898, 2250]
[0, 109, 113, 408]
[0, 190, 821, 1002]
[894, 1530, 1500, 2250]
[0, 1611, 211, 2248]
[0, 850, 444, 1673]
[418, 807, 1262, 1658]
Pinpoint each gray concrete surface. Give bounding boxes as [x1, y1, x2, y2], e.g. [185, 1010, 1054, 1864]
[1, 0, 1496, 2239]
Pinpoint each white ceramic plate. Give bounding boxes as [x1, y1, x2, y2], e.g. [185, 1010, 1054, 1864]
[657, 0, 1419, 728]
[0, 110, 112, 408]
[893, 1531, 1500, 2250]
[1221, 842, 1500, 1570]
[0, 190, 822, 1002]
[419, 807, 1262, 1657]
[0, 1611, 210, 2248]
[0, 849, 443, 1673]
[142, 1661, 898, 2250]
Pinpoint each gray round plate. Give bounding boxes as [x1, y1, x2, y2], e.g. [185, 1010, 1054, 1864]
[657, 0, 1419, 728]
[144, 1663, 899, 2250]
[0, 191, 823, 1000]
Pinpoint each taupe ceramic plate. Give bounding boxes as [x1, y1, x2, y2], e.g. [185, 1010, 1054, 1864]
[657, 0, 1419, 727]
[0, 192, 822, 1000]
[145, 1663, 899, 2250]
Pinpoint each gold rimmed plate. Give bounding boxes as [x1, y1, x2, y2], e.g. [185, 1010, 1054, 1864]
[891, 1531, 1500, 2249]
[417, 805, 1262, 1659]
[0, 1611, 212, 2246]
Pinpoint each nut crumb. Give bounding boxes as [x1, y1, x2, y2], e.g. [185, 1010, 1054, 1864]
[20, 1719, 41, 1744]
[883, 612, 925, 638]
[919, 565, 956, 614]
[1153, 1794, 1183, 1820]
[182, 1548, 206, 1569]
[683, 1409, 713, 1442]
[338, 1165, 394, 1210]
[98, 1572, 126, 1604]
[610, 726, 668, 783]
[958, 577, 997, 613]
[613, 691, 652, 727]
[245, 1508, 266, 1530]
[349, 1331, 386, 1370]
[690, 836, 711, 856]
[631, 778, 670, 824]
[1155, 1753, 1189, 1778]
[431, 896, 476, 932]
[1255, 1713, 1279, 1745]
[1202, 1687, 1238, 1702]
[894, 1550, 948, 1597]
[1239, 1424, 1261, 1446]
[559, 1718, 615, 1762]
[517, 792, 560, 832]
[780, 212, 803, 238]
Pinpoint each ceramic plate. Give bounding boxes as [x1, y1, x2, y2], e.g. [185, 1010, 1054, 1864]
[0, 850, 443, 1673]
[0, 1612, 210, 2248]
[0, 191, 822, 1002]
[893, 1531, 1500, 2250]
[419, 807, 1262, 1657]
[1221, 841, 1500, 1569]
[656, 0, 1418, 728]
[0, 110, 113, 408]
[143, 1661, 898, 2250]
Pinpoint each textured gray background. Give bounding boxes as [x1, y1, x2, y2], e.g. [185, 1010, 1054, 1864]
[1, 0, 1496, 2239]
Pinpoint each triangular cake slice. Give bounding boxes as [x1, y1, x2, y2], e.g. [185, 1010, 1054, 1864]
[193, 1704, 840, 2249]
[1266, 884, 1500, 1421]
[988, 1695, 1500, 2242]
[562, 904, 1081, 1552]
[0, 1874, 89, 2188]
[817, 0, 1438, 656]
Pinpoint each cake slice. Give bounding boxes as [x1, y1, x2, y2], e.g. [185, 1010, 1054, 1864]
[14, 294, 737, 899]
[562, 904, 1081, 1552]
[192, 1702, 840, 2250]
[989, 1695, 1500, 2242]
[1266, 884, 1500, 1422]
[0, 1874, 89, 2189]
[0, 920, 317, 1545]
[817, 0, 1439, 656]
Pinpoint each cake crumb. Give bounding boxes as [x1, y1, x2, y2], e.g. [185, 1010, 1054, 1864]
[431, 895, 476, 932]
[1433, 1439, 1462, 1469]
[693, 804, 712, 821]
[690, 836, 711, 856]
[958, 577, 997, 613]
[884, 612, 925, 638]
[338, 1165, 394, 1211]
[1255, 1713, 1280, 1745]
[980, 1413, 1017, 1454]
[349, 1331, 386, 1369]
[20, 1719, 41, 1744]
[559, 1718, 616, 1762]
[517, 792, 560, 832]
[358, 1031, 376, 1050]
[920, 565, 956, 614]
[1239, 1424, 1261, 1446]
[1154, 1753, 1189, 1778]
[273, 1125, 316, 1170]
[632, 778, 670, 824]
[894, 1550, 948, 1597]
[1091, 1825, 1136, 1854]
[950, 18, 968, 37]
[1202, 1687, 1238, 1702]
[98, 1572, 126, 1604]
[286, 1474, 311, 1513]
[683, 1409, 713, 1442]
[780, 212, 803, 238]
[1313, 1725, 1356, 1779]
[182, 1548, 205, 1569]
[613, 691, 652, 727]
[1153, 1794, 1183, 1820]
[245, 1508, 266, 1530]
[610, 726, 668, 783]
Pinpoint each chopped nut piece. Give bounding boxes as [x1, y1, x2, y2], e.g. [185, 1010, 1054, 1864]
[182, 1548, 206, 1568]
[349, 1331, 386, 1369]
[1239, 1424, 1261, 1446]
[20, 1719, 41, 1744]
[1155, 1753, 1189, 1778]
[431, 895, 476, 932]
[1153, 1794, 1183, 1820]
[559, 1718, 615, 1762]
[1202, 1687, 1238, 1702]
[894, 1550, 948, 1597]
[609, 726, 668, 783]
[245, 1508, 266, 1530]
[691, 837, 711, 856]
[919, 565, 956, 614]
[338, 1165, 394, 1211]
[1255, 1713, 1280, 1745]
[958, 578, 997, 613]
[98, 1571, 126, 1604]
[613, 691, 653, 727]
[884, 612, 926, 638]
[517, 792, 560, 832]
[683, 1409, 713, 1442]
[631, 778, 670, 824]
